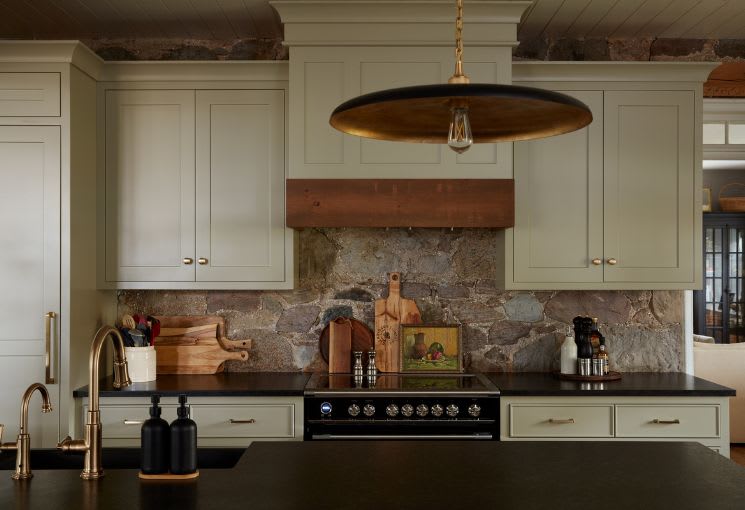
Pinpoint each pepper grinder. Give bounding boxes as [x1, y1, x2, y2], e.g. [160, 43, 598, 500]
[366, 350, 377, 376]
[353, 351, 364, 376]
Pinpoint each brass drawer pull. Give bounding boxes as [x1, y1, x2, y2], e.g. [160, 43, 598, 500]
[198, 258, 208, 265]
[123, 420, 144, 425]
[606, 258, 618, 265]
[652, 419, 680, 424]
[45, 312, 57, 384]
[548, 418, 575, 424]
[183, 258, 194, 265]
[591, 258, 602, 266]
[229, 419, 256, 424]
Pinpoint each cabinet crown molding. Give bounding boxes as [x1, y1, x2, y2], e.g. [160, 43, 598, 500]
[0, 40, 103, 79]
[513, 61, 719, 84]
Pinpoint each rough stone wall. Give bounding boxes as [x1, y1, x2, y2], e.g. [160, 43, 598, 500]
[119, 229, 684, 373]
[514, 37, 745, 62]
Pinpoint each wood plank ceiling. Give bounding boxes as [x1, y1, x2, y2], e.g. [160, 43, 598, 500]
[0, 0, 744, 41]
[519, 0, 745, 41]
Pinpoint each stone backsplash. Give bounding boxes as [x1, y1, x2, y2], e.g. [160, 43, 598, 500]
[119, 228, 683, 373]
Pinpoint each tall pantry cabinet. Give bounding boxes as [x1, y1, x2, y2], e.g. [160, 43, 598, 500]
[0, 42, 116, 447]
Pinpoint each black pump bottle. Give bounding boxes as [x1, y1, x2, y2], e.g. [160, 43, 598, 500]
[141, 394, 170, 474]
[170, 394, 198, 474]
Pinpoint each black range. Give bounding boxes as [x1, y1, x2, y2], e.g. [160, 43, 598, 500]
[304, 372, 499, 440]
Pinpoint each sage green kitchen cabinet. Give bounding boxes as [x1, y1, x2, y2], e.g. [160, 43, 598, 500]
[506, 62, 714, 290]
[0, 42, 115, 447]
[100, 68, 294, 289]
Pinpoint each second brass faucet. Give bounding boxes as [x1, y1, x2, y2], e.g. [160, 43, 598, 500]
[0, 382, 53, 479]
[57, 325, 131, 480]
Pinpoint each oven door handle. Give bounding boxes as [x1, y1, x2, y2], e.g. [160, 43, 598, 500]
[310, 434, 493, 440]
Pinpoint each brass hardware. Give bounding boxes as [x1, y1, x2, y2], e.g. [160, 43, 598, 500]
[198, 258, 208, 265]
[652, 419, 680, 424]
[548, 418, 575, 424]
[591, 258, 602, 266]
[229, 419, 256, 424]
[0, 383, 53, 480]
[57, 326, 131, 480]
[183, 258, 194, 265]
[607, 258, 618, 265]
[45, 312, 56, 384]
[123, 420, 144, 425]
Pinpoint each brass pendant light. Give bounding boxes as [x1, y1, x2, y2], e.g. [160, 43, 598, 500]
[329, 0, 593, 153]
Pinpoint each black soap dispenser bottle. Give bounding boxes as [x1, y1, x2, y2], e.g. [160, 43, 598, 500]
[141, 394, 170, 474]
[170, 394, 198, 475]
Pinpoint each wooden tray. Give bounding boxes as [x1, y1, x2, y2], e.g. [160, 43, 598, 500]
[139, 471, 199, 480]
[319, 318, 374, 368]
[554, 371, 622, 382]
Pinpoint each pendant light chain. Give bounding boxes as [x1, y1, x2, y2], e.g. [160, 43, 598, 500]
[450, 0, 469, 83]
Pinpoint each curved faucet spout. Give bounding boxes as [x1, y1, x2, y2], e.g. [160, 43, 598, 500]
[89, 325, 131, 414]
[19, 383, 52, 434]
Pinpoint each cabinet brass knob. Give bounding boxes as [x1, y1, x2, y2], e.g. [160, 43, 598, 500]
[591, 258, 602, 266]
[607, 258, 617, 265]
[183, 258, 194, 265]
[198, 258, 208, 265]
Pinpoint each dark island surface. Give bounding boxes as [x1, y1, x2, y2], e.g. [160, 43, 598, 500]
[1, 441, 744, 509]
[73, 372, 310, 398]
[486, 371, 736, 396]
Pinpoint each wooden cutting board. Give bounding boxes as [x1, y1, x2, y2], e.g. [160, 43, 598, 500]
[319, 318, 374, 368]
[374, 272, 422, 372]
[153, 316, 251, 374]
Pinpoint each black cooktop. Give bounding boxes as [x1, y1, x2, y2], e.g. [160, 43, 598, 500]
[305, 372, 498, 394]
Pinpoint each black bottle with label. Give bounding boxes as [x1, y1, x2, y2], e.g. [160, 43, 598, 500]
[141, 394, 170, 474]
[170, 394, 198, 475]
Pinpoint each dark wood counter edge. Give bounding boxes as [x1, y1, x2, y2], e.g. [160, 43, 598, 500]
[72, 372, 311, 398]
[485, 371, 736, 397]
[2, 442, 745, 510]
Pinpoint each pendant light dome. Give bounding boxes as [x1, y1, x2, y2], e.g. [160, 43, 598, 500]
[329, 0, 592, 153]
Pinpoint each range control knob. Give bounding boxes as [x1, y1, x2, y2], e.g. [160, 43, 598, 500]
[320, 402, 333, 416]
[446, 404, 459, 417]
[468, 404, 482, 417]
[386, 404, 399, 417]
[363, 404, 376, 417]
[401, 404, 414, 417]
[431, 404, 444, 417]
[348, 404, 361, 417]
[416, 404, 429, 417]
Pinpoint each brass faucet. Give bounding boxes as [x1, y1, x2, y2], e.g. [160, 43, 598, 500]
[57, 325, 131, 480]
[0, 383, 53, 479]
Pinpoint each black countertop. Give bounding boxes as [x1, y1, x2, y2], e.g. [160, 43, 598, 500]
[486, 371, 736, 396]
[2, 441, 744, 509]
[72, 372, 310, 398]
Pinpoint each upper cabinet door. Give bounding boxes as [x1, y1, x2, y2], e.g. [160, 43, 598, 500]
[512, 90, 604, 284]
[105, 90, 196, 283]
[195, 90, 287, 282]
[0, 126, 60, 446]
[603, 90, 695, 284]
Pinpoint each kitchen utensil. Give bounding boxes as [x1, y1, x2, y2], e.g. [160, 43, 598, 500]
[374, 272, 422, 372]
[146, 316, 161, 346]
[328, 318, 352, 374]
[319, 318, 374, 367]
[121, 315, 136, 330]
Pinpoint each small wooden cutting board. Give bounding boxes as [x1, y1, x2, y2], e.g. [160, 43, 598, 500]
[374, 272, 422, 372]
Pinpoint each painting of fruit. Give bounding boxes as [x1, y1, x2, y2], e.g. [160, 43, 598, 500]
[399, 324, 462, 373]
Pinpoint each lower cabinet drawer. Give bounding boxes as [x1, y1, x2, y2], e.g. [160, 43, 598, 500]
[509, 404, 614, 438]
[93, 405, 179, 439]
[191, 404, 295, 438]
[615, 405, 720, 438]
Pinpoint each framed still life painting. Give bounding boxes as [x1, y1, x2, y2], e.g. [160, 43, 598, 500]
[399, 324, 462, 373]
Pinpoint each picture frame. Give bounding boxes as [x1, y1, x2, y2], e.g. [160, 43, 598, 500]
[399, 324, 462, 373]
[703, 187, 712, 212]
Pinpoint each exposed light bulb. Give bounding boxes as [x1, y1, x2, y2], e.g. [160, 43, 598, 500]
[448, 107, 473, 153]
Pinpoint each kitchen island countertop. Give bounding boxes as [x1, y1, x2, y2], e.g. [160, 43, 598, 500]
[1, 441, 744, 509]
[486, 371, 736, 396]
[73, 372, 310, 398]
